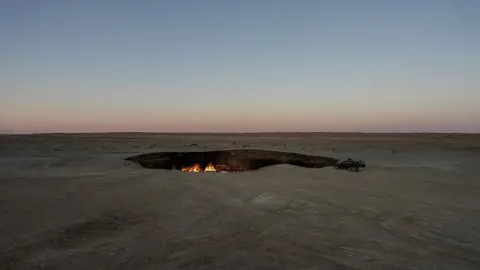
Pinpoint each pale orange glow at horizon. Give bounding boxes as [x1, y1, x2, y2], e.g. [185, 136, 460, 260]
[1, 1, 479, 134]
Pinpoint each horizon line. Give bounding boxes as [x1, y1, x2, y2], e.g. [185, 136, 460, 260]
[1, 131, 479, 136]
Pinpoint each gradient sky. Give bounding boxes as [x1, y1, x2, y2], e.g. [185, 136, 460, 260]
[1, 0, 479, 133]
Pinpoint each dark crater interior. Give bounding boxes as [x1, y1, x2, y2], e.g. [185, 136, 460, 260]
[125, 149, 339, 172]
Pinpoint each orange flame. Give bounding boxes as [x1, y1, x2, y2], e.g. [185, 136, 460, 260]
[181, 163, 216, 172]
[181, 163, 201, 172]
[204, 163, 216, 172]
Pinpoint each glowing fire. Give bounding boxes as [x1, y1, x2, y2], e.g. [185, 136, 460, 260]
[181, 163, 201, 172]
[204, 163, 216, 172]
[181, 163, 216, 172]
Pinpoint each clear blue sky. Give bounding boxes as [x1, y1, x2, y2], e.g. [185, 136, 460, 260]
[1, 0, 479, 133]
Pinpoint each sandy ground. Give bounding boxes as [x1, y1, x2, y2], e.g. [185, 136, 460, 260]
[1, 133, 480, 270]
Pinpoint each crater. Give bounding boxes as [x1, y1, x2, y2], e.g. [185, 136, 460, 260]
[125, 149, 339, 172]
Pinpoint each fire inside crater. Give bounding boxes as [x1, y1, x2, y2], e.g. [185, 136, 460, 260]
[126, 149, 339, 173]
[181, 163, 216, 172]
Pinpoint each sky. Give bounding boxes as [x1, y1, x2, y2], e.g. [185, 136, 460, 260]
[1, 0, 479, 133]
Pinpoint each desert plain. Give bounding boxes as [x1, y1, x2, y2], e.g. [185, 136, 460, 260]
[0, 133, 479, 269]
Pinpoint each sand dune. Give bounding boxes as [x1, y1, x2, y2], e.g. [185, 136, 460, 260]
[1, 133, 479, 269]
